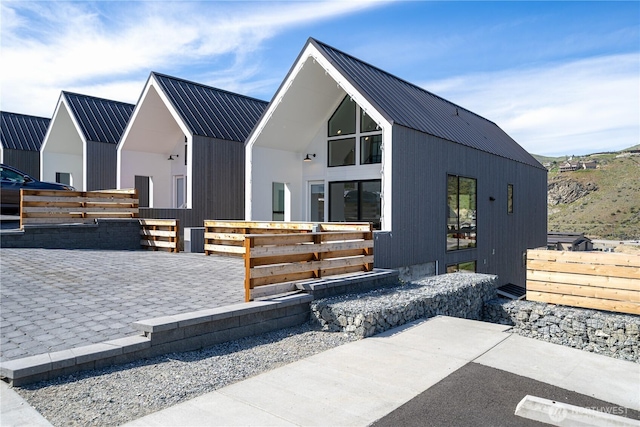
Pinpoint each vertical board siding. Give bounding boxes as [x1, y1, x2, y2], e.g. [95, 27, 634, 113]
[2, 150, 40, 178]
[86, 141, 117, 190]
[375, 125, 547, 287]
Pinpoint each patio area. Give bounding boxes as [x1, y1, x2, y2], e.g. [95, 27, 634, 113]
[0, 248, 245, 362]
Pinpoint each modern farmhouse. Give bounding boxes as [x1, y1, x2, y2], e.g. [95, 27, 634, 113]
[40, 92, 134, 191]
[117, 72, 268, 227]
[245, 38, 547, 286]
[0, 111, 50, 178]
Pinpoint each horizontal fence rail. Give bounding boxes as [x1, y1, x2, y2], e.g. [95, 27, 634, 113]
[526, 249, 640, 315]
[203, 221, 372, 256]
[20, 189, 138, 227]
[140, 219, 180, 253]
[244, 230, 374, 301]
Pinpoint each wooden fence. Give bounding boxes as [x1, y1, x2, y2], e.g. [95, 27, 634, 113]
[203, 221, 372, 256]
[20, 189, 138, 227]
[526, 249, 640, 315]
[140, 219, 180, 253]
[244, 230, 374, 301]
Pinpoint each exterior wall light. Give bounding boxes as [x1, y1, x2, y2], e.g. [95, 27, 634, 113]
[304, 153, 316, 162]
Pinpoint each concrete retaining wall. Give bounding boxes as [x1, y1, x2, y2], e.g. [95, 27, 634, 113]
[0, 294, 312, 386]
[483, 299, 640, 362]
[0, 219, 141, 250]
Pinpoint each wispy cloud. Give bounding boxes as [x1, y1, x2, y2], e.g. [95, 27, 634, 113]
[0, 0, 383, 116]
[422, 53, 639, 156]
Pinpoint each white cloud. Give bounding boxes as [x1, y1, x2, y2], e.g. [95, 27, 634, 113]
[0, 1, 383, 116]
[421, 53, 639, 156]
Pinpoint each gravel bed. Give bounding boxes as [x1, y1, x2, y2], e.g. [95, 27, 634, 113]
[15, 322, 359, 427]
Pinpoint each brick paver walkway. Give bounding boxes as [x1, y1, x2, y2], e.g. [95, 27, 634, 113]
[0, 249, 245, 362]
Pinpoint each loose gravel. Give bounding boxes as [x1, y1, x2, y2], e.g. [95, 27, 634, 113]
[15, 322, 359, 427]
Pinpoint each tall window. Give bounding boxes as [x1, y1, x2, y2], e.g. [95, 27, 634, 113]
[272, 182, 285, 221]
[447, 175, 477, 251]
[328, 95, 381, 167]
[329, 180, 381, 229]
[507, 184, 514, 214]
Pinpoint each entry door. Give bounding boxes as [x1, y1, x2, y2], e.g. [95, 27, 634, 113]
[135, 175, 151, 208]
[174, 175, 185, 208]
[309, 182, 325, 222]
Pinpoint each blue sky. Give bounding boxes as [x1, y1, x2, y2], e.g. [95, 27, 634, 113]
[1, 1, 638, 157]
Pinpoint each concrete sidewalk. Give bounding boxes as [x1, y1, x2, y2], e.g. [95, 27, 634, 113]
[120, 316, 639, 426]
[3, 316, 638, 426]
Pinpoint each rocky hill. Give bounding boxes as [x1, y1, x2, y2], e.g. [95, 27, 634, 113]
[534, 150, 640, 240]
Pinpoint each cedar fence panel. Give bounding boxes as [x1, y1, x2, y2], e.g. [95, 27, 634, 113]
[526, 249, 640, 315]
[20, 189, 138, 227]
[243, 230, 374, 301]
[140, 219, 180, 253]
[203, 220, 372, 256]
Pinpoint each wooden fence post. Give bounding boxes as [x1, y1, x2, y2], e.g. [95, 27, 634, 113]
[244, 236, 253, 302]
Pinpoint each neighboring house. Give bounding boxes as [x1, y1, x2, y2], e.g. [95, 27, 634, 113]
[559, 161, 579, 172]
[0, 111, 50, 178]
[581, 160, 597, 170]
[40, 92, 134, 191]
[117, 72, 268, 227]
[547, 232, 593, 251]
[245, 38, 547, 286]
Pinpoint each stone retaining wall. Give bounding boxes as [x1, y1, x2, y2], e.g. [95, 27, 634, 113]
[311, 273, 497, 337]
[483, 299, 639, 363]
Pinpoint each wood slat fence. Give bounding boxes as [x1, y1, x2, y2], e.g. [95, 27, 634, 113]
[244, 230, 374, 301]
[203, 221, 374, 301]
[203, 221, 372, 256]
[526, 249, 640, 315]
[140, 219, 180, 253]
[20, 189, 138, 227]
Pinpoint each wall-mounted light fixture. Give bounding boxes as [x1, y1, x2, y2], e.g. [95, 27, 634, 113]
[304, 153, 316, 162]
[168, 154, 179, 161]
[489, 196, 496, 201]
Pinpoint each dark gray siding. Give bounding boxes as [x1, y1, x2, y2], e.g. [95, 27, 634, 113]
[2, 149, 40, 178]
[375, 125, 547, 287]
[86, 141, 117, 190]
[139, 135, 244, 228]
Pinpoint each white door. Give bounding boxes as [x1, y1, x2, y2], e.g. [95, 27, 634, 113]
[174, 175, 185, 208]
[309, 182, 325, 222]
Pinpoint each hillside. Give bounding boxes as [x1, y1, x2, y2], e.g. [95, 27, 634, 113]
[541, 153, 640, 240]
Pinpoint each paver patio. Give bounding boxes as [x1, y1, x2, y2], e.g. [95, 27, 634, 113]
[0, 248, 245, 362]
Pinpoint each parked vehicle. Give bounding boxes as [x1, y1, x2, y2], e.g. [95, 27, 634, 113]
[1, 164, 74, 213]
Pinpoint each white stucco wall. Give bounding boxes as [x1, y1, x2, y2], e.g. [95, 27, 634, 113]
[41, 101, 86, 190]
[250, 146, 302, 221]
[120, 150, 172, 207]
[41, 152, 83, 188]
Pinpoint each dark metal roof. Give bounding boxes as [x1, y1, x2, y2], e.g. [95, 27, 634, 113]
[0, 111, 50, 151]
[152, 72, 268, 142]
[310, 38, 545, 170]
[63, 92, 135, 144]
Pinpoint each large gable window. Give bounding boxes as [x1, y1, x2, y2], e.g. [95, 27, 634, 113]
[447, 174, 477, 251]
[328, 96, 356, 137]
[328, 95, 381, 167]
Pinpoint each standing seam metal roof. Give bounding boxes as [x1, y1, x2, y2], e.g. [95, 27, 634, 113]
[62, 92, 135, 144]
[152, 73, 268, 142]
[0, 111, 50, 151]
[310, 38, 544, 170]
